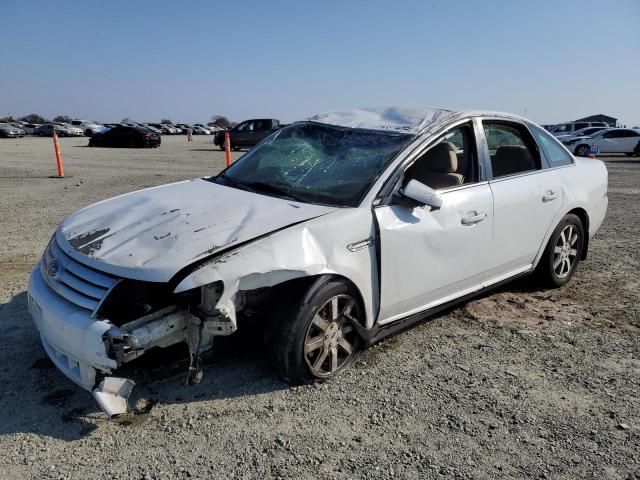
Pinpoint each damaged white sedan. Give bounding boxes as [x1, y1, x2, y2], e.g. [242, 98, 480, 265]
[28, 107, 608, 416]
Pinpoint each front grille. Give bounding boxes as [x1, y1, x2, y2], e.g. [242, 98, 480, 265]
[41, 238, 120, 316]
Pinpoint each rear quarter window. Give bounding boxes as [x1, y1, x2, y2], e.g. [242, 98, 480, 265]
[530, 126, 574, 167]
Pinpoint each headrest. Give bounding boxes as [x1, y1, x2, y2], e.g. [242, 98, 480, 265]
[426, 143, 458, 173]
[494, 146, 535, 177]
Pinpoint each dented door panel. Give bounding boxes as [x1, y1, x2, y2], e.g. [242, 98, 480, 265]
[375, 183, 494, 323]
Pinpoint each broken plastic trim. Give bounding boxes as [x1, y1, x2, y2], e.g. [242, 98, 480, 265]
[92, 377, 135, 418]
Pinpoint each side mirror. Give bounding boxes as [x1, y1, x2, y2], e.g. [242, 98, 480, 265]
[402, 179, 443, 209]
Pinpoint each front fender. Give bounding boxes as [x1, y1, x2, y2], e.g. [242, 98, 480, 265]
[173, 208, 379, 328]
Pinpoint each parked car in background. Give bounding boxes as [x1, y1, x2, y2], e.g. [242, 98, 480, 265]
[192, 125, 210, 135]
[556, 126, 611, 144]
[70, 119, 106, 136]
[27, 107, 608, 416]
[147, 123, 168, 134]
[161, 125, 177, 134]
[35, 123, 78, 137]
[0, 123, 25, 138]
[549, 121, 609, 136]
[88, 125, 161, 148]
[213, 118, 281, 150]
[565, 128, 640, 156]
[18, 123, 41, 134]
[59, 123, 84, 136]
[142, 124, 163, 134]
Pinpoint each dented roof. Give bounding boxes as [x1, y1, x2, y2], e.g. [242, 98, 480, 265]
[306, 106, 453, 134]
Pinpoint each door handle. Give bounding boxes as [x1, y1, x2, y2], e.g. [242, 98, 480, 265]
[542, 190, 558, 202]
[461, 211, 487, 225]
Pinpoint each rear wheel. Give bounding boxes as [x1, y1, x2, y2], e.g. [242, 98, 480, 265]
[536, 214, 584, 288]
[272, 278, 363, 384]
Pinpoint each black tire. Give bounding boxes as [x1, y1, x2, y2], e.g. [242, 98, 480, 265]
[575, 144, 589, 157]
[536, 214, 584, 288]
[634, 141, 640, 156]
[272, 278, 363, 384]
[88, 139, 94, 147]
[218, 144, 225, 151]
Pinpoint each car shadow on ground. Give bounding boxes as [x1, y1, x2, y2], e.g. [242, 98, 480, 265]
[0, 277, 543, 441]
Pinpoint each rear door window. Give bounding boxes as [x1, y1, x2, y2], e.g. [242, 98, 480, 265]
[483, 121, 541, 178]
[530, 126, 574, 167]
[618, 130, 640, 138]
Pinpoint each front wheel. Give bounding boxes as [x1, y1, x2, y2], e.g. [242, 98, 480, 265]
[536, 214, 584, 288]
[272, 279, 363, 384]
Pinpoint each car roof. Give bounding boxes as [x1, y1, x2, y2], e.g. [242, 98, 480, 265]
[305, 106, 541, 134]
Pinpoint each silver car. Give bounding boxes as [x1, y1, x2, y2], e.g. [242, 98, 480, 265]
[0, 123, 25, 138]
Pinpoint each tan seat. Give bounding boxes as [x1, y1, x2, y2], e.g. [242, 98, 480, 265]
[493, 145, 536, 177]
[406, 143, 463, 190]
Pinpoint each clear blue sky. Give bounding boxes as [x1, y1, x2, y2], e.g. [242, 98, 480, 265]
[2, 0, 639, 126]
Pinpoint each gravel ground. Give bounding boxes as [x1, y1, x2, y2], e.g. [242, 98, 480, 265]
[0, 136, 638, 480]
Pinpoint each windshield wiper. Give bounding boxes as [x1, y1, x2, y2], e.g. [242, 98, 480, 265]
[214, 172, 255, 192]
[244, 181, 306, 202]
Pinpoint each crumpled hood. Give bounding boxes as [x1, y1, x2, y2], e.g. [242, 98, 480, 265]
[56, 179, 337, 282]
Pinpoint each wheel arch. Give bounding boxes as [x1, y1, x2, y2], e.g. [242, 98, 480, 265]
[239, 273, 367, 325]
[567, 207, 589, 260]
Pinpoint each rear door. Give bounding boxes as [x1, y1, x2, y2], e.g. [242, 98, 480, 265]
[481, 119, 561, 281]
[617, 130, 640, 152]
[253, 120, 273, 144]
[596, 130, 624, 153]
[375, 120, 495, 323]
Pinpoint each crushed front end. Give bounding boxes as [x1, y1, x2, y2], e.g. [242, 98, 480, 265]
[27, 237, 234, 417]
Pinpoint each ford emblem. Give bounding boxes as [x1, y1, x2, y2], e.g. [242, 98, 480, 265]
[47, 258, 61, 278]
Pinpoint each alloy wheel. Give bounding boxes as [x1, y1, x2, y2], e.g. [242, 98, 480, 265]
[553, 224, 579, 279]
[303, 294, 361, 377]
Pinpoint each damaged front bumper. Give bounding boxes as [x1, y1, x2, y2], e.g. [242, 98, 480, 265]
[28, 266, 226, 417]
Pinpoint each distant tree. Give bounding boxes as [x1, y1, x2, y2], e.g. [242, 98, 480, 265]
[53, 115, 73, 123]
[209, 115, 233, 129]
[160, 118, 173, 124]
[20, 113, 48, 124]
[121, 117, 132, 124]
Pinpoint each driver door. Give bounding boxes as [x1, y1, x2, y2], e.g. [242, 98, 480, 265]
[233, 121, 255, 147]
[375, 121, 494, 324]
